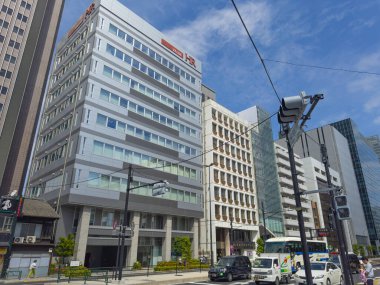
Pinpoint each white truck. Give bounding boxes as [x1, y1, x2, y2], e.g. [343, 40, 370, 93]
[251, 255, 292, 285]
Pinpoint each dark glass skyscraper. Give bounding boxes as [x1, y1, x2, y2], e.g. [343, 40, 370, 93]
[331, 119, 380, 246]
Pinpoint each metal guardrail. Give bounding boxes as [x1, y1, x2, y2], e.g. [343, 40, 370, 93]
[5, 270, 22, 280]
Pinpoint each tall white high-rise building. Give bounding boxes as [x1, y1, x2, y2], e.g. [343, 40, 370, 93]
[28, 0, 203, 267]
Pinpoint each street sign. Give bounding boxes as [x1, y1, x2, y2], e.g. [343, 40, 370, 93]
[0, 197, 19, 214]
[316, 228, 331, 237]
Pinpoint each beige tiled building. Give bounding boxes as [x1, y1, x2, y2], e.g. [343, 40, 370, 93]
[201, 91, 259, 263]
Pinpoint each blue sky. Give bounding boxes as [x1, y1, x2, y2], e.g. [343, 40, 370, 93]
[58, 0, 380, 138]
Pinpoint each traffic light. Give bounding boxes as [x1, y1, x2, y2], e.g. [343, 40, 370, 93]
[152, 180, 169, 196]
[334, 195, 350, 220]
[278, 92, 308, 124]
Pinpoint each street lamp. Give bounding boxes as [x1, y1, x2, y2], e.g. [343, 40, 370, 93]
[205, 163, 214, 266]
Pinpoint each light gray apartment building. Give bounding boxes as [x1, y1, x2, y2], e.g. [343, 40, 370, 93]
[28, 0, 203, 267]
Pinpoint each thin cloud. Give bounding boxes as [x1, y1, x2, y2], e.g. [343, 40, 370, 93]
[364, 97, 380, 112]
[163, 1, 273, 60]
[374, 116, 380, 125]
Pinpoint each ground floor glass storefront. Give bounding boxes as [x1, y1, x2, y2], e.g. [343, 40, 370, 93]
[137, 237, 162, 267]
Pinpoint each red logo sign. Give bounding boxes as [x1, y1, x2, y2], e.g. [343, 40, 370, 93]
[161, 39, 196, 68]
[67, 3, 95, 38]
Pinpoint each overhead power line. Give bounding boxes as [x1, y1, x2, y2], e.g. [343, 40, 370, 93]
[264, 58, 380, 76]
[230, 0, 281, 103]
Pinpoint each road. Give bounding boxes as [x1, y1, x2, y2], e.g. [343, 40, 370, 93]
[177, 269, 380, 285]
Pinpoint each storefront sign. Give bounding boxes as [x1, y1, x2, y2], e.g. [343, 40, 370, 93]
[0, 197, 19, 214]
[161, 39, 196, 68]
[231, 241, 256, 249]
[67, 3, 95, 38]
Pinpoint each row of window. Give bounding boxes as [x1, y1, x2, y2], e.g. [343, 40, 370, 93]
[215, 205, 255, 221]
[87, 171, 200, 205]
[214, 187, 255, 205]
[108, 23, 196, 85]
[105, 43, 198, 103]
[43, 92, 77, 126]
[92, 140, 198, 180]
[96, 113, 197, 156]
[213, 122, 250, 147]
[57, 27, 88, 64]
[49, 69, 81, 103]
[12, 25, 24, 35]
[214, 169, 254, 191]
[40, 117, 72, 145]
[213, 151, 252, 170]
[35, 144, 67, 171]
[99, 76, 198, 138]
[54, 47, 85, 82]
[107, 44, 196, 118]
[212, 108, 249, 137]
[17, 12, 28, 22]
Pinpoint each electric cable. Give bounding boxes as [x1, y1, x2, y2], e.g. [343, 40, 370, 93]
[230, 0, 281, 103]
[264, 58, 380, 77]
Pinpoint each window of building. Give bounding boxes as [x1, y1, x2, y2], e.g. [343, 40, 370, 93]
[0, 86, 8, 95]
[13, 26, 24, 36]
[4, 54, 16, 63]
[0, 69, 12, 78]
[101, 210, 114, 227]
[16, 13, 28, 22]
[1, 5, 13, 15]
[9, 40, 20, 49]
[20, 1, 31, 10]
[0, 19, 9, 28]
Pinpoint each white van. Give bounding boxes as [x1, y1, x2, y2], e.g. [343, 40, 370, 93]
[252, 255, 291, 285]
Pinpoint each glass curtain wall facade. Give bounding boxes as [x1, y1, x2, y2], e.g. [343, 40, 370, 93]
[331, 119, 380, 245]
[238, 106, 284, 237]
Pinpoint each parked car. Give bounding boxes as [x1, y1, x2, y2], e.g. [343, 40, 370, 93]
[328, 252, 360, 273]
[208, 255, 252, 282]
[293, 262, 343, 285]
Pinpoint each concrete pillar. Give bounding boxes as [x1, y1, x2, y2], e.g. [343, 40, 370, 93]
[192, 219, 199, 259]
[162, 216, 172, 261]
[225, 228, 230, 256]
[126, 212, 140, 267]
[73, 206, 91, 264]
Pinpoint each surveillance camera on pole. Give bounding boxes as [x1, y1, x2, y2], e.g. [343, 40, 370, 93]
[152, 180, 169, 196]
[334, 195, 350, 220]
[278, 92, 308, 125]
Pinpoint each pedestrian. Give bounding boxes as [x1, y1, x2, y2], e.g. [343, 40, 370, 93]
[27, 260, 37, 278]
[362, 257, 374, 285]
[359, 263, 367, 284]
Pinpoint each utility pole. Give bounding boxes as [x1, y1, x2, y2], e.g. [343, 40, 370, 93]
[230, 219, 233, 255]
[261, 201, 267, 242]
[278, 92, 324, 285]
[321, 144, 353, 285]
[285, 127, 313, 285]
[118, 164, 133, 281]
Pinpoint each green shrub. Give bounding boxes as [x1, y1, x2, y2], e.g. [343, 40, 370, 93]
[63, 266, 91, 277]
[133, 261, 142, 270]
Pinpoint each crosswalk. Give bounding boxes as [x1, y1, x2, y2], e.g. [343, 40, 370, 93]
[188, 281, 253, 285]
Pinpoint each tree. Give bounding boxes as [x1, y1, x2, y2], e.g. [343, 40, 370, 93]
[352, 244, 359, 256]
[359, 245, 365, 257]
[367, 245, 373, 257]
[54, 234, 75, 264]
[256, 237, 265, 256]
[371, 245, 377, 256]
[172, 236, 191, 261]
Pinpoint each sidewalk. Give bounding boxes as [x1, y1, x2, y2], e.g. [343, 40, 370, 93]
[0, 271, 210, 285]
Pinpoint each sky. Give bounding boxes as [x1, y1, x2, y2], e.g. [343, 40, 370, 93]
[57, 0, 380, 138]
